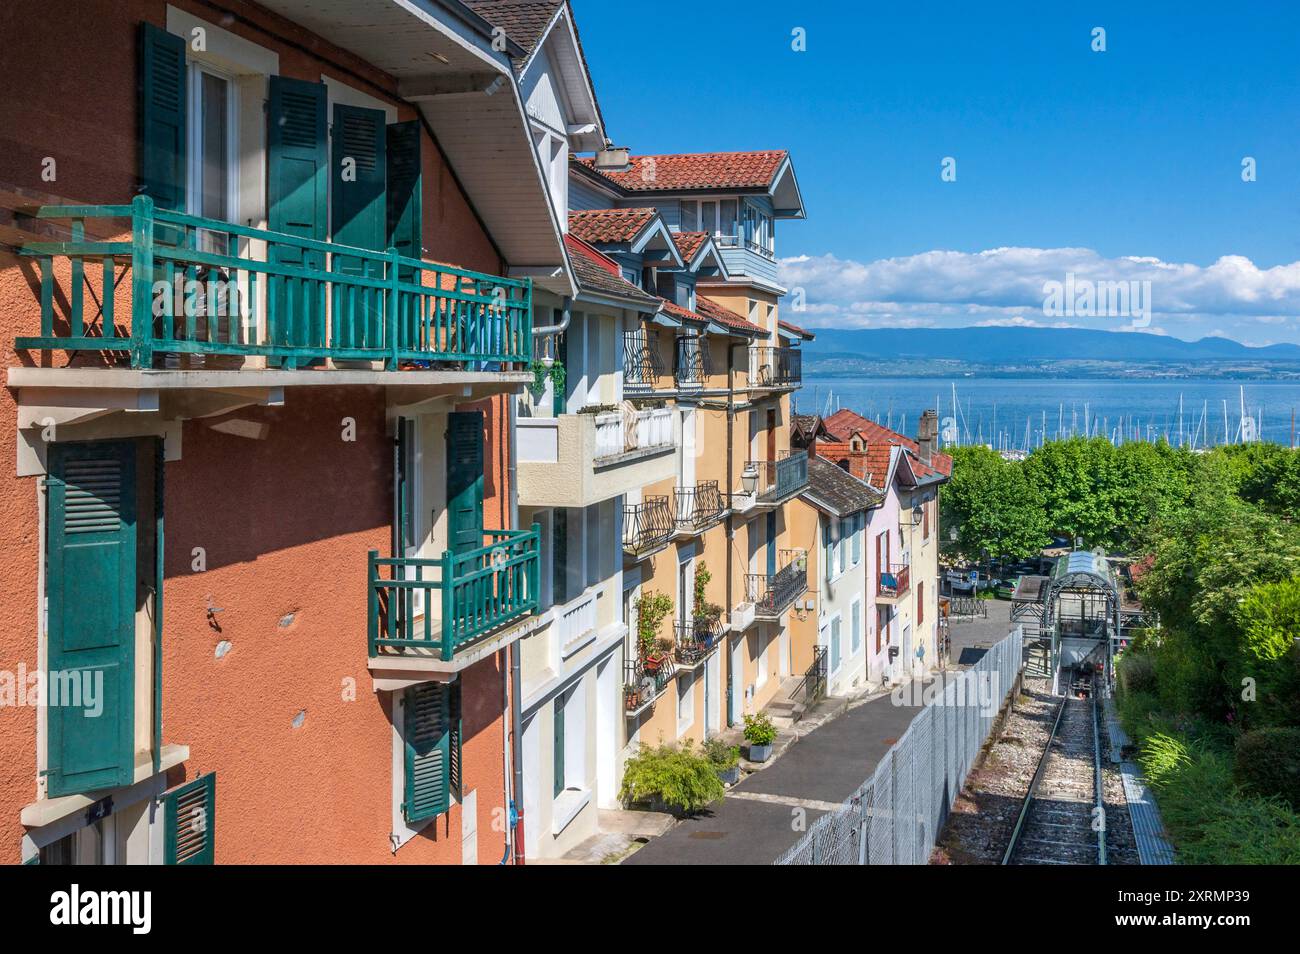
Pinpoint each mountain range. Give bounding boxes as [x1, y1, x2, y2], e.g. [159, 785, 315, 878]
[800, 327, 1300, 363]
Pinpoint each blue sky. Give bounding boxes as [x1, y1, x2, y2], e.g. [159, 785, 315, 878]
[571, 0, 1300, 346]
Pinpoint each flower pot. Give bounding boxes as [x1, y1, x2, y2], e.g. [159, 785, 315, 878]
[718, 765, 740, 785]
[747, 742, 773, 763]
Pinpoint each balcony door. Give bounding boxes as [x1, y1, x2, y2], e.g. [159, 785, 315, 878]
[394, 417, 424, 618]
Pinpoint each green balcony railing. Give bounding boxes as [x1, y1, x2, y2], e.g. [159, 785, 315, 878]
[16, 196, 532, 370]
[368, 526, 540, 662]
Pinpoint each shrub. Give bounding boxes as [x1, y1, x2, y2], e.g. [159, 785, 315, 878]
[702, 736, 739, 771]
[743, 712, 777, 747]
[619, 742, 724, 815]
[1234, 728, 1300, 811]
[1116, 651, 1157, 696]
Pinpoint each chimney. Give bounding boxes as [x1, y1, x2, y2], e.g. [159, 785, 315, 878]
[594, 144, 631, 172]
[917, 409, 938, 463]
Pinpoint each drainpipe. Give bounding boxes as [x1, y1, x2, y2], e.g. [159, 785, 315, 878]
[508, 388, 527, 865]
[532, 297, 573, 360]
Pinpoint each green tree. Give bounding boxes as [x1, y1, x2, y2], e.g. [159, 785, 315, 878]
[943, 445, 1048, 559]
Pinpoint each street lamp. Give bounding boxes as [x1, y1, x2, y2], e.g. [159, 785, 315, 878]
[740, 465, 758, 496]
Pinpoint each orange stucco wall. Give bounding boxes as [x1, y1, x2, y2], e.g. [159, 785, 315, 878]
[160, 388, 507, 864]
[0, 0, 516, 864]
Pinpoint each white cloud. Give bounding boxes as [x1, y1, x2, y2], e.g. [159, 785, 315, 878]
[778, 247, 1300, 344]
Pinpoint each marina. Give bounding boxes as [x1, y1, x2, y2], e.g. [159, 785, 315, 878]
[802, 376, 1300, 451]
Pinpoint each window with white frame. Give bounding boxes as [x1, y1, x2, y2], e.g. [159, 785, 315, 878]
[188, 62, 238, 253]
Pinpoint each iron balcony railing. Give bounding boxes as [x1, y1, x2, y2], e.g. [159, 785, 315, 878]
[368, 526, 540, 661]
[624, 654, 676, 715]
[674, 480, 725, 531]
[622, 328, 662, 392]
[747, 450, 809, 503]
[17, 197, 532, 370]
[674, 334, 710, 386]
[674, 617, 723, 667]
[748, 346, 801, 388]
[878, 563, 911, 599]
[622, 496, 675, 556]
[746, 549, 808, 619]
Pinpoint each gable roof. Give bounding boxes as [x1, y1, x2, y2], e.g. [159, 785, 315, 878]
[813, 440, 894, 492]
[576, 150, 789, 193]
[672, 231, 709, 261]
[696, 296, 765, 337]
[778, 318, 814, 340]
[568, 207, 658, 244]
[461, 0, 562, 55]
[822, 409, 953, 478]
[563, 234, 661, 309]
[802, 456, 884, 517]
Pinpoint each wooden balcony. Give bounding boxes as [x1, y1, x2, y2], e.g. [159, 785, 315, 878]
[16, 198, 532, 371]
[367, 527, 540, 671]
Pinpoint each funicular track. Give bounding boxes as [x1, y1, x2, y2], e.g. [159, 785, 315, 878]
[1002, 672, 1107, 865]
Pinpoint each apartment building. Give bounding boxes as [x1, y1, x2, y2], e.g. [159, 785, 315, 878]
[569, 150, 813, 741]
[793, 410, 951, 689]
[791, 457, 883, 697]
[0, 0, 572, 864]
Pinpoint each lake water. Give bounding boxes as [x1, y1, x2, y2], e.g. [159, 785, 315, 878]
[796, 376, 1300, 449]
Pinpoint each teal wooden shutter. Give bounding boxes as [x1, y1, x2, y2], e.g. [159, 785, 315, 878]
[403, 682, 451, 823]
[552, 509, 567, 605]
[331, 104, 386, 258]
[163, 773, 216, 865]
[448, 683, 463, 799]
[331, 104, 386, 348]
[386, 120, 423, 266]
[831, 617, 841, 672]
[446, 411, 484, 555]
[138, 23, 187, 211]
[45, 441, 137, 797]
[552, 690, 566, 797]
[267, 76, 327, 357]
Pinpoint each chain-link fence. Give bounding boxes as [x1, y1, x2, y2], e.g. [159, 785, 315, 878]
[774, 626, 1025, 865]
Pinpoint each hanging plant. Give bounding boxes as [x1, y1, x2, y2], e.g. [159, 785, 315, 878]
[529, 358, 565, 399]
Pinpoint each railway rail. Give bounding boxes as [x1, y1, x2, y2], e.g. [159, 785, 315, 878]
[1002, 672, 1107, 865]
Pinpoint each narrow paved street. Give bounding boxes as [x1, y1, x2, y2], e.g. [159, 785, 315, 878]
[623, 601, 1014, 864]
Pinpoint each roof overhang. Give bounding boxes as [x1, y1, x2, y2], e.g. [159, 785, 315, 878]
[257, 0, 568, 281]
[687, 236, 729, 279]
[517, 4, 605, 151]
[770, 154, 806, 219]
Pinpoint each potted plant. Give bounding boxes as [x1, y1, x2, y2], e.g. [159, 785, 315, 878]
[635, 590, 673, 671]
[623, 683, 642, 712]
[743, 712, 777, 762]
[703, 737, 741, 785]
[619, 742, 724, 816]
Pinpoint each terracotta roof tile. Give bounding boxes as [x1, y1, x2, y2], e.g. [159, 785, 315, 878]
[577, 151, 788, 193]
[778, 318, 814, 340]
[821, 409, 952, 478]
[568, 207, 659, 244]
[672, 231, 709, 262]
